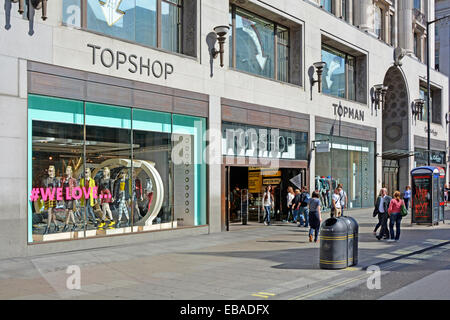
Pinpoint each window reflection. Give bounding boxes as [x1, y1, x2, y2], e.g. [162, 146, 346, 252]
[321, 0, 332, 13]
[315, 134, 375, 210]
[230, 5, 290, 82]
[321, 45, 356, 101]
[322, 46, 346, 98]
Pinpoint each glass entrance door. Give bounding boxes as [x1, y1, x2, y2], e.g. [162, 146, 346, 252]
[383, 159, 399, 196]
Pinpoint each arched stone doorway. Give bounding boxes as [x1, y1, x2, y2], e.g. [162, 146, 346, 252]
[382, 66, 411, 195]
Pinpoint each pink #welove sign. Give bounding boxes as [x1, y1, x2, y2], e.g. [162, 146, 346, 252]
[29, 187, 111, 202]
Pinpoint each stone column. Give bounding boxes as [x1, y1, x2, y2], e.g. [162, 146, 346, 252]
[398, 0, 414, 52]
[358, 0, 374, 33]
[348, 0, 353, 24]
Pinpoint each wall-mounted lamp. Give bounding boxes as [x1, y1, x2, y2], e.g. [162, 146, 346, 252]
[211, 25, 230, 68]
[412, 98, 425, 121]
[311, 61, 326, 93]
[372, 84, 388, 110]
[445, 112, 450, 126]
[5, 0, 48, 35]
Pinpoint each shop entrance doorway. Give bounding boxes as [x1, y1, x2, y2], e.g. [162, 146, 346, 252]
[382, 159, 399, 196]
[225, 166, 306, 229]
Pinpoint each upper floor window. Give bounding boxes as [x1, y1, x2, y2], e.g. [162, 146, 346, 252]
[321, 0, 332, 13]
[374, 5, 383, 39]
[419, 86, 430, 122]
[390, 14, 395, 46]
[420, 84, 443, 124]
[229, 5, 290, 82]
[63, 0, 195, 57]
[321, 45, 356, 101]
[414, 0, 421, 10]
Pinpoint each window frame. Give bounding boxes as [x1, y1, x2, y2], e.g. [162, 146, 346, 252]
[229, 4, 291, 83]
[321, 44, 357, 101]
[73, 0, 184, 54]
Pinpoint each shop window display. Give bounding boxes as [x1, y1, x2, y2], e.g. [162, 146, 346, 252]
[28, 95, 206, 243]
[315, 134, 375, 211]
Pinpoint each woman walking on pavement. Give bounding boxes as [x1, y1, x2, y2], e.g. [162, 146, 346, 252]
[388, 191, 405, 242]
[286, 186, 295, 222]
[403, 186, 411, 210]
[308, 191, 322, 243]
[262, 185, 274, 226]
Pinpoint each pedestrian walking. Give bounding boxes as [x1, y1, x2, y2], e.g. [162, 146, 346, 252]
[262, 185, 274, 226]
[292, 189, 302, 223]
[286, 186, 295, 222]
[308, 191, 322, 243]
[403, 186, 411, 210]
[376, 188, 392, 240]
[338, 184, 347, 216]
[331, 188, 342, 217]
[444, 184, 449, 207]
[298, 187, 310, 227]
[373, 188, 384, 235]
[388, 191, 405, 242]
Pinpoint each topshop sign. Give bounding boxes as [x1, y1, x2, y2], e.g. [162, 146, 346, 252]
[87, 44, 174, 79]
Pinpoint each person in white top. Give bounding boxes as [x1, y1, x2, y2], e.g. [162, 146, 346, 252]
[331, 188, 342, 217]
[262, 185, 274, 225]
[286, 186, 295, 222]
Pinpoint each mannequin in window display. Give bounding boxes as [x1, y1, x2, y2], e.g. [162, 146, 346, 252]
[61, 166, 78, 232]
[132, 170, 142, 219]
[113, 170, 130, 228]
[80, 167, 98, 227]
[145, 178, 154, 215]
[43, 165, 60, 234]
[98, 167, 115, 229]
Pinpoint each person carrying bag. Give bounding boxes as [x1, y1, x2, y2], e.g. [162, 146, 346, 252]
[387, 191, 404, 242]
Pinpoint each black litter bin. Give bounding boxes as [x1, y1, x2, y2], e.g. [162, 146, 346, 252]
[340, 216, 359, 266]
[319, 217, 349, 269]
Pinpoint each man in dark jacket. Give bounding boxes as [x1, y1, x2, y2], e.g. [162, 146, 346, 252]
[292, 189, 302, 223]
[298, 187, 310, 227]
[375, 188, 392, 240]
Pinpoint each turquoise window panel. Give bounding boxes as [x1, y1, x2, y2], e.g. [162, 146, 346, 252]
[85, 102, 131, 129]
[133, 109, 172, 133]
[28, 94, 83, 124]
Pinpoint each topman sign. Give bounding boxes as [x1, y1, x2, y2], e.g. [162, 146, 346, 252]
[87, 44, 174, 79]
[333, 102, 365, 121]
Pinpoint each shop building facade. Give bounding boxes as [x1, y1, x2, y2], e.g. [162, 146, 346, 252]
[0, 0, 448, 259]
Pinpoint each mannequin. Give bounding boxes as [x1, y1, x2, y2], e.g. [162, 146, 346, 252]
[80, 168, 98, 227]
[145, 177, 154, 215]
[98, 167, 115, 229]
[62, 166, 77, 232]
[132, 170, 142, 218]
[43, 165, 60, 234]
[113, 169, 130, 228]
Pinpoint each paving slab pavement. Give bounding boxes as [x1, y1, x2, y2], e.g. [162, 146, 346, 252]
[0, 208, 449, 300]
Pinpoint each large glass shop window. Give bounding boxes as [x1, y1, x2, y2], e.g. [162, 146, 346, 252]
[28, 95, 206, 243]
[314, 134, 374, 211]
[221, 122, 308, 160]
